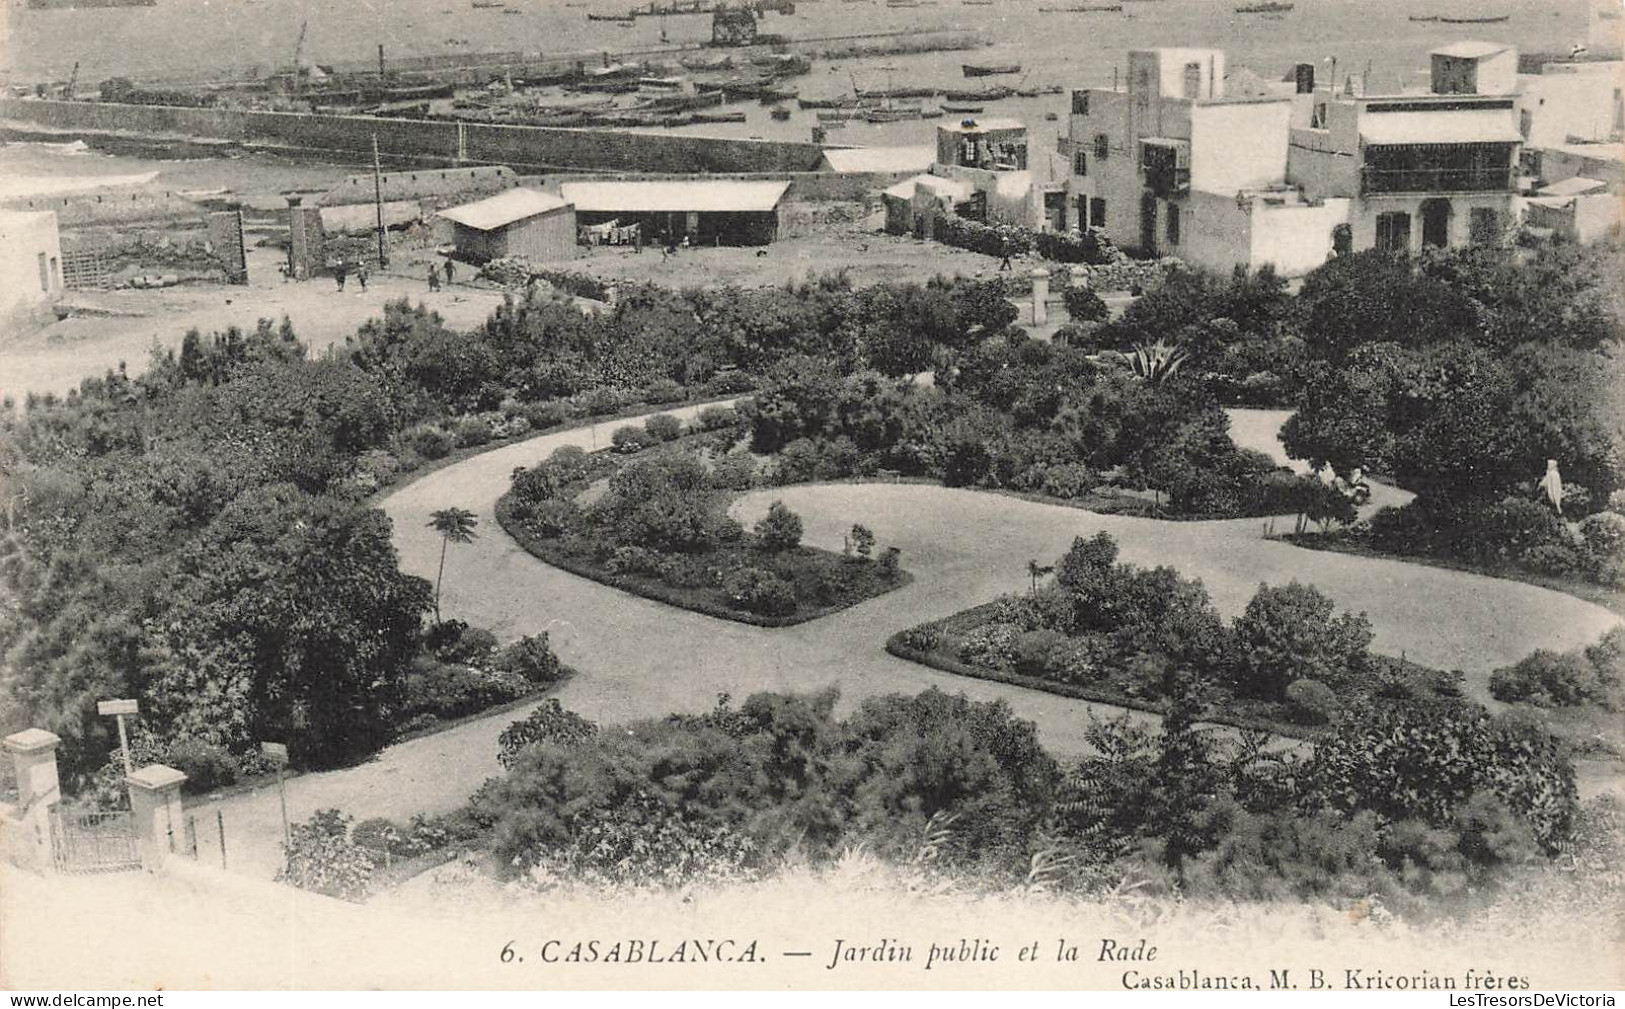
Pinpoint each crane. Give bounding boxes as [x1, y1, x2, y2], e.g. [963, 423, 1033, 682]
[291, 18, 308, 94]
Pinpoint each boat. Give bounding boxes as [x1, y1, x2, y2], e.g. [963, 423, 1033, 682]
[471, 0, 505, 7]
[587, 11, 636, 20]
[679, 54, 733, 70]
[1234, 1, 1292, 11]
[1438, 13, 1509, 22]
[941, 101, 984, 113]
[858, 85, 938, 99]
[815, 107, 864, 120]
[1015, 84, 1064, 97]
[941, 84, 1013, 101]
[864, 104, 939, 121]
[1039, 3, 1122, 10]
[691, 109, 748, 123]
[770, 105, 792, 120]
[798, 95, 860, 108]
[963, 63, 1021, 77]
[758, 86, 799, 102]
[637, 76, 685, 89]
[1407, 14, 1439, 20]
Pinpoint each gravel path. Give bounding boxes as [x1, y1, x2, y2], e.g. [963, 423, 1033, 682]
[190, 407, 1621, 879]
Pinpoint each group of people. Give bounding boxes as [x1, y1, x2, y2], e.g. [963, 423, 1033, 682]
[321, 258, 461, 292]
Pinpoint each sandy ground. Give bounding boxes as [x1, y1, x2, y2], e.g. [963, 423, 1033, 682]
[177, 405, 1620, 884]
[0, 246, 510, 399]
[533, 216, 1037, 290]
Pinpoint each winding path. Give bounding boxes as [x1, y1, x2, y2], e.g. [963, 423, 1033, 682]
[192, 405, 1620, 880]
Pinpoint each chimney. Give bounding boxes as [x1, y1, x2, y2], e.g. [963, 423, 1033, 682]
[1294, 63, 1315, 94]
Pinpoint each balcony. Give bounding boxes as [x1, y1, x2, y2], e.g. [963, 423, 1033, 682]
[1361, 165, 1514, 195]
[1140, 138, 1190, 198]
[1361, 141, 1515, 196]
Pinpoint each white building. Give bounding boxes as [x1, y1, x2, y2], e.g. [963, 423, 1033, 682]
[1064, 43, 1530, 276]
[0, 211, 64, 337]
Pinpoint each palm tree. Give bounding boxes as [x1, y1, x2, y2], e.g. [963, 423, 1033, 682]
[427, 507, 479, 624]
[1027, 559, 1054, 594]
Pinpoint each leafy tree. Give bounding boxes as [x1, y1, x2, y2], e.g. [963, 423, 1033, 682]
[427, 507, 480, 624]
[1229, 581, 1373, 701]
[1062, 285, 1109, 325]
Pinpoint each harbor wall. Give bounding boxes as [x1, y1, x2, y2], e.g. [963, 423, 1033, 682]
[0, 98, 828, 174]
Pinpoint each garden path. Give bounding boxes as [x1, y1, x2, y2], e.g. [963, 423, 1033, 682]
[190, 406, 1619, 880]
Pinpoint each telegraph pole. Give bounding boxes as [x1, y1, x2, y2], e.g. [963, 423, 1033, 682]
[372, 132, 388, 267]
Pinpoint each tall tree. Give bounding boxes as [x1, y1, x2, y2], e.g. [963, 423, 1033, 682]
[427, 507, 479, 624]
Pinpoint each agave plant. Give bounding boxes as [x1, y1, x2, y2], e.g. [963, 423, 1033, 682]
[1096, 340, 1191, 385]
[1125, 340, 1191, 385]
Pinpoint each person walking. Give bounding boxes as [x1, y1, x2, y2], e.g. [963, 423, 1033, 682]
[444, 259, 456, 285]
[334, 261, 348, 291]
[997, 239, 1013, 272]
[356, 263, 369, 292]
[428, 263, 441, 291]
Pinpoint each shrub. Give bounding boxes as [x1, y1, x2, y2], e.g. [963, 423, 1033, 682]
[897, 624, 941, 652]
[580, 386, 625, 416]
[605, 544, 663, 576]
[1519, 542, 1588, 577]
[497, 699, 599, 769]
[644, 413, 684, 442]
[1305, 705, 1576, 853]
[1039, 462, 1097, 500]
[642, 378, 685, 405]
[1046, 636, 1115, 685]
[1014, 628, 1069, 677]
[709, 453, 757, 490]
[1368, 504, 1434, 556]
[847, 523, 875, 560]
[404, 658, 527, 721]
[277, 809, 375, 902]
[436, 625, 499, 665]
[1230, 581, 1374, 701]
[524, 402, 570, 431]
[526, 499, 580, 538]
[877, 545, 902, 580]
[723, 566, 797, 616]
[1465, 497, 1569, 566]
[611, 424, 652, 454]
[958, 622, 1023, 670]
[1491, 632, 1622, 710]
[454, 416, 493, 449]
[754, 500, 803, 552]
[411, 426, 453, 461]
[771, 438, 822, 486]
[492, 633, 563, 684]
[1580, 511, 1625, 561]
[163, 738, 241, 794]
[1285, 678, 1339, 725]
[1063, 286, 1109, 324]
[696, 405, 739, 432]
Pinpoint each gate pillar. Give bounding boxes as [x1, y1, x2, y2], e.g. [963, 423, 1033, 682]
[126, 764, 187, 872]
[3, 729, 62, 873]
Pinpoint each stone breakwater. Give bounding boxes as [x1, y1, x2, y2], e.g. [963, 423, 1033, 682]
[0, 99, 827, 175]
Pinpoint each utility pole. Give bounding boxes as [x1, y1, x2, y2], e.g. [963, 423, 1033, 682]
[372, 132, 388, 267]
[378, 43, 386, 81]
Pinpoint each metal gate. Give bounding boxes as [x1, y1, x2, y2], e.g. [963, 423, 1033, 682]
[50, 809, 140, 874]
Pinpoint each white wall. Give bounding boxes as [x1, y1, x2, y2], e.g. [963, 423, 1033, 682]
[0, 212, 63, 338]
[1520, 64, 1625, 148]
[1250, 198, 1351, 276]
[1191, 101, 1292, 194]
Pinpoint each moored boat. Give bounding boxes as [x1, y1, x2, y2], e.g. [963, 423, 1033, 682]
[1438, 13, 1509, 22]
[962, 62, 1021, 77]
[1234, 1, 1292, 11]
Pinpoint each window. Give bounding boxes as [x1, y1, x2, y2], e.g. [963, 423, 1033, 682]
[49, 257, 58, 289]
[1470, 207, 1502, 246]
[1071, 90, 1089, 115]
[1182, 61, 1202, 100]
[1094, 134, 1110, 160]
[1089, 197, 1106, 228]
[38, 252, 48, 292]
[1073, 150, 1088, 176]
[1375, 211, 1412, 252]
[1165, 205, 1180, 246]
[1311, 102, 1327, 129]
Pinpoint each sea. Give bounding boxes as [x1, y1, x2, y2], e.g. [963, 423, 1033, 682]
[0, 0, 1586, 148]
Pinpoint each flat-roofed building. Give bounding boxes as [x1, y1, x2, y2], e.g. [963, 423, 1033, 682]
[557, 179, 792, 245]
[439, 188, 576, 264]
[0, 210, 64, 336]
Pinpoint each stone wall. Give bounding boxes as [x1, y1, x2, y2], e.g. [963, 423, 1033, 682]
[0, 99, 827, 174]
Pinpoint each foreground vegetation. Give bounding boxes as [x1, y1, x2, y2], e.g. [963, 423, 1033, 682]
[282, 683, 1607, 930]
